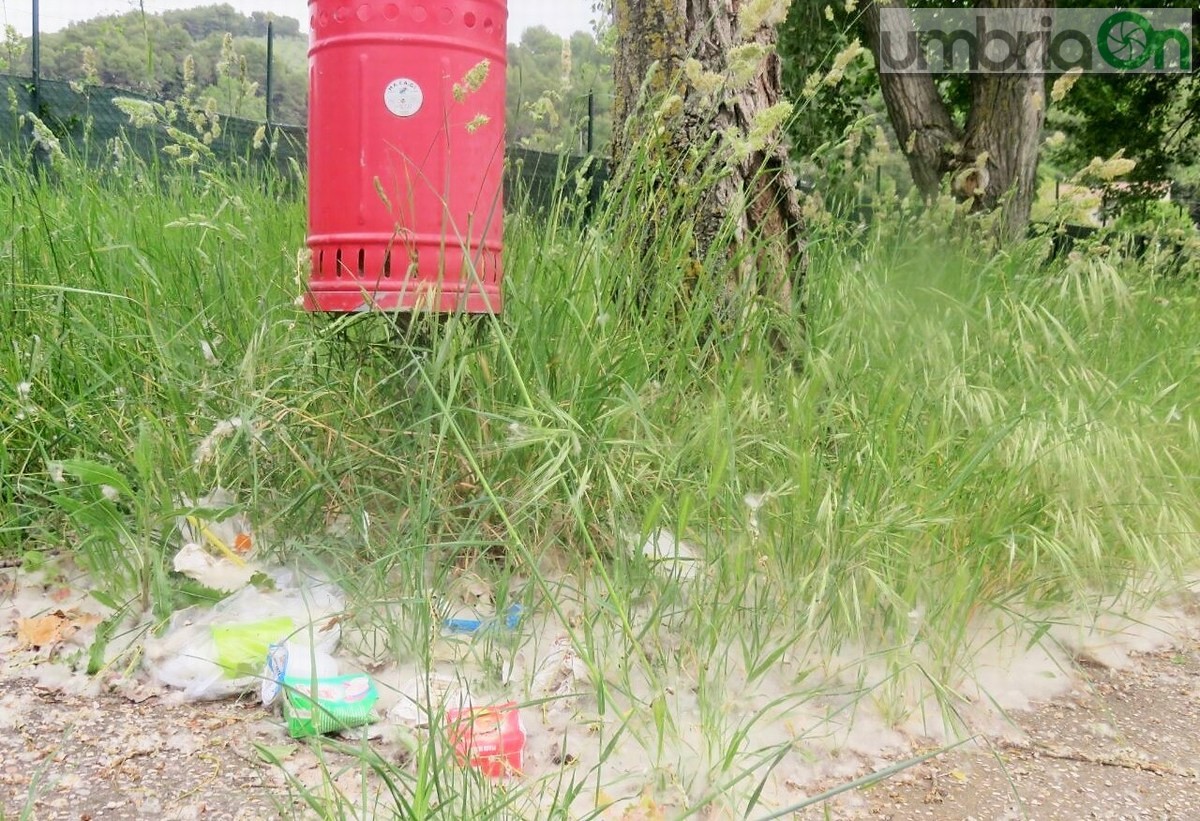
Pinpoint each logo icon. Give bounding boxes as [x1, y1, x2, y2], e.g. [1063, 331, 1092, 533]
[1099, 11, 1156, 69]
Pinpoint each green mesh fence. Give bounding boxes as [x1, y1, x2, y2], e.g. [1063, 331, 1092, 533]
[0, 74, 306, 173]
[0, 73, 607, 212]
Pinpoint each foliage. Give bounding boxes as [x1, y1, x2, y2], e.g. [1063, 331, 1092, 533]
[1, 24, 26, 72]
[1041, 0, 1198, 211]
[1048, 74, 1199, 211]
[507, 26, 613, 154]
[4, 142, 1198, 641]
[13, 8, 614, 157]
[785, 0, 1200, 217]
[11, 4, 308, 124]
[778, 2, 877, 163]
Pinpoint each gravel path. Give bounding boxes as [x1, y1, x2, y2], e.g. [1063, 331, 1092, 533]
[835, 638, 1200, 820]
[0, 678, 287, 820]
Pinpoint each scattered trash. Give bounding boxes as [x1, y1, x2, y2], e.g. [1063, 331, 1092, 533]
[182, 512, 253, 563]
[445, 702, 526, 778]
[259, 637, 379, 738]
[173, 490, 258, 592]
[261, 643, 339, 705]
[279, 673, 379, 739]
[144, 569, 343, 700]
[387, 674, 473, 726]
[443, 603, 523, 635]
[530, 635, 588, 705]
[173, 541, 259, 593]
[212, 616, 293, 669]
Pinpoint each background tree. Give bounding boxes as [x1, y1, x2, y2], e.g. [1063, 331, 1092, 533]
[611, 0, 806, 310]
[507, 26, 614, 153]
[1050, 0, 1197, 209]
[24, 5, 308, 124]
[777, 3, 878, 164]
[858, 0, 1052, 242]
[776, 2, 902, 214]
[781, 0, 1199, 230]
[1049, 73, 1198, 215]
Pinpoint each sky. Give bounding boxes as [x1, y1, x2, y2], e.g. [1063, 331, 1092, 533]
[0, 0, 598, 43]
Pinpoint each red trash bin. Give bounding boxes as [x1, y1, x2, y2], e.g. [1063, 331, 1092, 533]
[305, 0, 507, 313]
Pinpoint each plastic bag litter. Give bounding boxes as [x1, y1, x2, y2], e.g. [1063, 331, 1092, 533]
[531, 635, 589, 703]
[174, 489, 259, 593]
[144, 568, 344, 701]
[173, 543, 260, 594]
[388, 674, 473, 726]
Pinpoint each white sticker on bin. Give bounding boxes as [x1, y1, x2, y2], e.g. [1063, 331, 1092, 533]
[385, 78, 423, 117]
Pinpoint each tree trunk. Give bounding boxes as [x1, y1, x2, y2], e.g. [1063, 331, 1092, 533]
[612, 0, 806, 312]
[860, 1, 961, 199]
[961, 1, 1050, 242]
[860, 0, 1050, 242]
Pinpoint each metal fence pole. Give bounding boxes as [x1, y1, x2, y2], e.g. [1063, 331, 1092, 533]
[586, 89, 594, 155]
[265, 20, 274, 137]
[30, 0, 40, 105]
[28, 0, 42, 174]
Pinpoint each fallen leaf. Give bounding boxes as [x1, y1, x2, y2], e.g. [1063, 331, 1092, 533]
[72, 611, 103, 628]
[17, 611, 78, 649]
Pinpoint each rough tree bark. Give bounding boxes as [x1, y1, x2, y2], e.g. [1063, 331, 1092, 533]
[860, 2, 960, 198]
[861, 0, 1051, 242]
[612, 0, 806, 311]
[961, 2, 1050, 241]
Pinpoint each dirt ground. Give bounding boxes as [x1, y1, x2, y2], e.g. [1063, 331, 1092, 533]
[825, 637, 1200, 820]
[4, 558, 1200, 820]
[5, 640, 1198, 819]
[0, 678, 286, 820]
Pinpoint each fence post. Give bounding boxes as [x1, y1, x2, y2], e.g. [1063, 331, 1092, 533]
[28, 0, 42, 174]
[586, 89, 594, 156]
[264, 21, 275, 148]
[30, 0, 40, 106]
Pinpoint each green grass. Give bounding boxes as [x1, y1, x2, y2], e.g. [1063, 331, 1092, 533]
[2, 140, 1199, 817]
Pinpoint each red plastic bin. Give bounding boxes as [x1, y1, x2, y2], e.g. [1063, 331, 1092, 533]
[305, 0, 507, 313]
